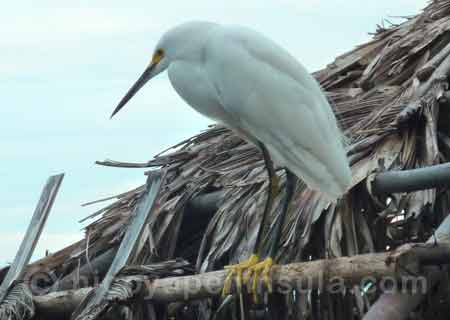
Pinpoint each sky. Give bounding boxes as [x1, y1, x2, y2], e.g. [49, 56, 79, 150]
[0, 0, 427, 267]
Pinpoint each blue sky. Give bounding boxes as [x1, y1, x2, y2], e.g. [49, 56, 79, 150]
[0, 0, 427, 266]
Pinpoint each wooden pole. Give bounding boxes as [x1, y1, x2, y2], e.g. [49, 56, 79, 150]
[34, 242, 450, 317]
[363, 214, 450, 320]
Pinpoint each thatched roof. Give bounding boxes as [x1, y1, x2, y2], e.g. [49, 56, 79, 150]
[5, 0, 450, 319]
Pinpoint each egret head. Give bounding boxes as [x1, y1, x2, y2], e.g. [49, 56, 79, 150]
[110, 21, 217, 118]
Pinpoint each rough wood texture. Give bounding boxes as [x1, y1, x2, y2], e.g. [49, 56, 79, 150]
[0, 174, 64, 302]
[0, 174, 64, 320]
[33, 242, 450, 317]
[35, 288, 92, 319]
[363, 213, 450, 320]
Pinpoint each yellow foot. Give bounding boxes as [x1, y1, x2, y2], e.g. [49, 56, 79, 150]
[222, 254, 259, 297]
[243, 257, 274, 303]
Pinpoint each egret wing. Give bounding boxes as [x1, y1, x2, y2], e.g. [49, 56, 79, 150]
[204, 26, 351, 199]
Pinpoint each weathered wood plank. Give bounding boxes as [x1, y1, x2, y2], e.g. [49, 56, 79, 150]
[0, 174, 64, 303]
[71, 171, 163, 320]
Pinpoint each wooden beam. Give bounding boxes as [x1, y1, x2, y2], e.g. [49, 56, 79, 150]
[34, 242, 450, 317]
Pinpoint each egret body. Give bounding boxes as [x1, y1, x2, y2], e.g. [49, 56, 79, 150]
[111, 21, 351, 299]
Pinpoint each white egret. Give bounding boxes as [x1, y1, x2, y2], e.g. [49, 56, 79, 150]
[111, 21, 351, 299]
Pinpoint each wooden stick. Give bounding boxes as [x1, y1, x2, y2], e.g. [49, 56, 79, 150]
[34, 242, 450, 317]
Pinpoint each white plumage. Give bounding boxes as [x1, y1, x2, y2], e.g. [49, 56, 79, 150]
[112, 21, 352, 200]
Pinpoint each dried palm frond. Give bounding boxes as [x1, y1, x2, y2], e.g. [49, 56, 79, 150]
[71, 259, 192, 320]
[0, 283, 34, 320]
[11, 1, 450, 319]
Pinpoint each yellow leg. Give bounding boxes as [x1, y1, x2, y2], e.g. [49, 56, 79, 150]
[243, 257, 274, 303]
[222, 254, 259, 297]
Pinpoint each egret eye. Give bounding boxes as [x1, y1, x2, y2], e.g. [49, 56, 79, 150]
[151, 49, 164, 65]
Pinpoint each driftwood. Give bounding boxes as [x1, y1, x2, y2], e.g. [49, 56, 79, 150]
[33, 242, 450, 317]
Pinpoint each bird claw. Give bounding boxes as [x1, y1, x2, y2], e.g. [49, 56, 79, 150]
[243, 257, 274, 303]
[222, 255, 275, 304]
[222, 254, 259, 297]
